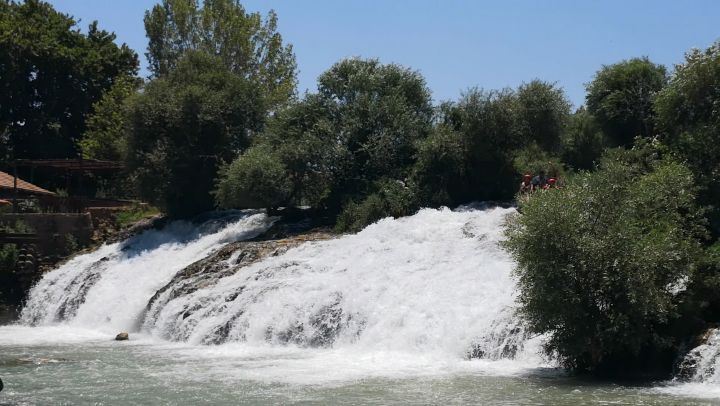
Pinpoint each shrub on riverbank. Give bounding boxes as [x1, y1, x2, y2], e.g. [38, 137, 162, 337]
[504, 143, 708, 374]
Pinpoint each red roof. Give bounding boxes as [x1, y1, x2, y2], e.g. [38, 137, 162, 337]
[0, 171, 55, 195]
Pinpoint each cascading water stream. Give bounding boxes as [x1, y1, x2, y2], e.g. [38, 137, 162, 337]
[20, 205, 540, 365]
[675, 329, 720, 384]
[21, 211, 274, 333]
[16, 204, 720, 401]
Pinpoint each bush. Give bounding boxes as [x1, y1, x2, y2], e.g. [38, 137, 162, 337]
[512, 143, 565, 179]
[115, 204, 160, 229]
[214, 145, 292, 210]
[0, 220, 31, 273]
[0, 244, 18, 273]
[335, 179, 417, 232]
[504, 145, 707, 373]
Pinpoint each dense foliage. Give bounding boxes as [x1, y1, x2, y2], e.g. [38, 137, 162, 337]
[80, 76, 142, 161]
[144, 0, 296, 107]
[126, 51, 264, 217]
[412, 81, 570, 206]
[505, 143, 707, 373]
[586, 57, 667, 147]
[561, 107, 607, 170]
[656, 41, 720, 235]
[0, 0, 138, 162]
[215, 58, 434, 224]
[214, 145, 291, 210]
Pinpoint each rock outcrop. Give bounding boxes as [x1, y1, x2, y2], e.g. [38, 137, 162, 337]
[146, 230, 334, 315]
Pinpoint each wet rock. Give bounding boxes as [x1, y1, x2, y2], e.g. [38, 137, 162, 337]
[115, 332, 129, 341]
[108, 214, 167, 245]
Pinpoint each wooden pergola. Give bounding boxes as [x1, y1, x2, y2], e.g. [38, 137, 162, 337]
[13, 159, 125, 172]
[5, 159, 126, 212]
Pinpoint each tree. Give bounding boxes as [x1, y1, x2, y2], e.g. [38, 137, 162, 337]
[655, 41, 720, 235]
[0, 0, 138, 161]
[505, 142, 707, 374]
[80, 76, 142, 161]
[213, 58, 432, 230]
[251, 94, 344, 208]
[144, 0, 296, 107]
[586, 57, 667, 147]
[126, 51, 265, 217]
[440, 88, 523, 201]
[516, 80, 571, 153]
[316, 58, 434, 191]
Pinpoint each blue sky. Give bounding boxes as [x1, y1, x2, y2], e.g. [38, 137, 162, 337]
[48, 0, 720, 107]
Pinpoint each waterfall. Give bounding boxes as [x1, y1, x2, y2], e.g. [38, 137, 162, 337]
[21, 211, 274, 332]
[21, 205, 539, 363]
[676, 329, 720, 383]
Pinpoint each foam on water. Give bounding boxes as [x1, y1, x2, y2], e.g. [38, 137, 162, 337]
[16, 205, 548, 384]
[20, 211, 273, 333]
[143, 207, 527, 356]
[12, 204, 720, 400]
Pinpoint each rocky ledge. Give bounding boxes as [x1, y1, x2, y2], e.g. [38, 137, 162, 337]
[146, 226, 335, 314]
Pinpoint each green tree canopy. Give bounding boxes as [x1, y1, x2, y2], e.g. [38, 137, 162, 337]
[505, 142, 707, 374]
[80, 75, 142, 161]
[439, 88, 523, 201]
[216, 58, 433, 220]
[411, 124, 466, 207]
[126, 51, 265, 217]
[586, 57, 667, 147]
[144, 0, 296, 107]
[516, 80, 571, 153]
[316, 58, 434, 186]
[0, 0, 138, 161]
[655, 41, 720, 234]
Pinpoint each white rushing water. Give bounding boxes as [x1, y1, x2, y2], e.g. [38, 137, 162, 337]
[21, 211, 274, 333]
[11, 205, 720, 403]
[654, 328, 720, 399]
[18, 205, 544, 380]
[144, 206, 521, 352]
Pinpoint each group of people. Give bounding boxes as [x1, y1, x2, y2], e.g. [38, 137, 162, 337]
[518, 170, 559, 194]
